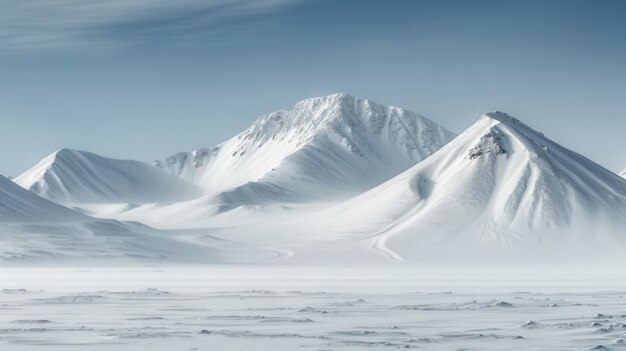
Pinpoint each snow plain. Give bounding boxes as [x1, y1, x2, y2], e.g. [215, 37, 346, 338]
[2, 268, 626, 351]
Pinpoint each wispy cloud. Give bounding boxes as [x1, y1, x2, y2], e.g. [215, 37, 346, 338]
[0, 0, 293, 54]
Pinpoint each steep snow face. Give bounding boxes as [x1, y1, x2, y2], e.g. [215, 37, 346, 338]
[329, 112, 626, 264]
[14, 149, 202, 205]
[621, 168, 626, 178]
[156, 93, 455, 205]
[0, 175, 85, 223]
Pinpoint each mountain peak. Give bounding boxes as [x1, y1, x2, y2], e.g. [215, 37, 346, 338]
[51, 148, 86, 157]
[296, 92, 356, 104]
[54, 147, 78, 155]
[483, 111, 518, 123]
[290, 93, 363, 119]
[28, 149, 100, 178]
[478, 111, 541, 137]
[50, 148, 88, 161]
[462, 111, 554, 160]
[476, 111, 531, 133]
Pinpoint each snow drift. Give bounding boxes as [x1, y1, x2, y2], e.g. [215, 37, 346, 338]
[14, 149, 202, 205]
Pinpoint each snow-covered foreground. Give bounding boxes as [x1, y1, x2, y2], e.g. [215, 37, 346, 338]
[2, 268, 626, 350]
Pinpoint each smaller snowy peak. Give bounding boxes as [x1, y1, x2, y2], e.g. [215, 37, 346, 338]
[476, 111, 544, 134]
[620, 168, 626, 178]
[326, 111, 626, 264]
[476, 111, 537, 136]
[15, 149, 202, 205]
[459, 111, 566, 162]
[482, 111, 520, 123]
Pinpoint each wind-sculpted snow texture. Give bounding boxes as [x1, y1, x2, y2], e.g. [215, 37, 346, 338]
[3, 286, 626, 351]
[329, 112, 626, 264]
[14, 149, 202, 205]
[156, 93, 455, 205]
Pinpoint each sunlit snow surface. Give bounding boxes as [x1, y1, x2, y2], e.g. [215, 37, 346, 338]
[2, 269, 626, 350]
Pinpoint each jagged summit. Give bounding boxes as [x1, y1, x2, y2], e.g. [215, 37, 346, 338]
[289, 92, 424, 129]
[476, 111, 540, 138]
[292, 92, 359, 107]
[294, 92, 355, 105]
[156, 94, 455, 205]
[14, 149, 202, 205]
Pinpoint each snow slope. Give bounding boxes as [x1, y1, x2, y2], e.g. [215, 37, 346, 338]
[0, 175, 267, 264]
[14, 149, 202, 205]
[621, 168, 626, 178]
[0, 175, 85, 223]
[156, 93, 454, 206]
[325, 112, 626, 264]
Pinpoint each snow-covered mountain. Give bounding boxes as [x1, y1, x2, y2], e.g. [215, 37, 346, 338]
[325, 112, 626, 264]
[0, 174, 269, 264]
[5, 106, 626, 266]
[14, 149, 202, 205]
[621, 168, 626, 178]
[156, 93, 455, 206]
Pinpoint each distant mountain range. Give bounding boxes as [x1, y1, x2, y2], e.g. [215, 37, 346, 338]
[3, 94, 626, 265]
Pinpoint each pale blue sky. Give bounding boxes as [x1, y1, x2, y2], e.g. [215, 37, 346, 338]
[1, 0, 625, 176]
